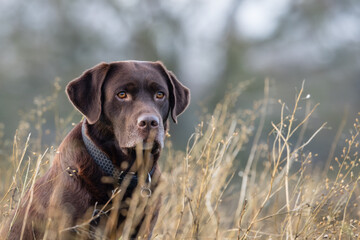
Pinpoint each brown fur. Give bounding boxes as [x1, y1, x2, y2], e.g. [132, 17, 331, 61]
[1, 61, 190, 240]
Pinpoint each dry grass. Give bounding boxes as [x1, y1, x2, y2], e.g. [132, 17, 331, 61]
[0, 79, 360, 239]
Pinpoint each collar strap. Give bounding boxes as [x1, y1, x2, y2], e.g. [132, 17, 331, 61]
[81, 120, 155, 192]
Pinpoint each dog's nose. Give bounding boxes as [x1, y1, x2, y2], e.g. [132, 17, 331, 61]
[137, 114, 159, 129]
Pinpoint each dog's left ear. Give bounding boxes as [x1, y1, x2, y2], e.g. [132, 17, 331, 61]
[155, 61, 190, 123]
[66, 62, 110, 124]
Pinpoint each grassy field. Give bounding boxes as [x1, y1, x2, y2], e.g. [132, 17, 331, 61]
[0, 80, 359, 239]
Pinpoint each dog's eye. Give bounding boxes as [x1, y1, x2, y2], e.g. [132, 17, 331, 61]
[117, 91, 127, 99]
[155, 91, 165, 99]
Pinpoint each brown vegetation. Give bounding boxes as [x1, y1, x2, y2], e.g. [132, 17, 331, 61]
[1, 80, 359, 239]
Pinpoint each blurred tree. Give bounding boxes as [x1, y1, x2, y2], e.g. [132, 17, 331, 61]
[0, 0, 359, 153]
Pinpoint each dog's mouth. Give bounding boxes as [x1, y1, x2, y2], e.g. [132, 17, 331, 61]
[124, 140, 161, 156]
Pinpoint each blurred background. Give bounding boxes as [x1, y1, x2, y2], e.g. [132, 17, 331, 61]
[0, 0, 359, 163]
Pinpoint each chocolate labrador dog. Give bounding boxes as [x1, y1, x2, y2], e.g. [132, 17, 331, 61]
[2, 61, 190, 239]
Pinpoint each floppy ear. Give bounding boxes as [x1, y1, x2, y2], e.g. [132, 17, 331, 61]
[66, 62, 110, 124]
[155, 61, 190, 123]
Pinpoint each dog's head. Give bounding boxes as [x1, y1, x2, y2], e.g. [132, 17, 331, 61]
[66, 61, 190, 156]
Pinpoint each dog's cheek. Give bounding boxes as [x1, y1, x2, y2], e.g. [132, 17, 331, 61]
[113, 122, 136, 148]
[111, 121, 127, 147]
[160, 100, 170, 122]
[158, 130, 165, 148]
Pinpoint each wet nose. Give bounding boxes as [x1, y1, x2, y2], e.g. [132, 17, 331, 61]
[137, 114, 159, 129]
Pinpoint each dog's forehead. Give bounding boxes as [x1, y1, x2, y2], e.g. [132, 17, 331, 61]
[106, 61, 167, 86]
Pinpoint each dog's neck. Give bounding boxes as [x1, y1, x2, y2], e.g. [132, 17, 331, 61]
[83, 119, 157, 174]
[86, 119, 129, 166]
[81, 120, 155, 196]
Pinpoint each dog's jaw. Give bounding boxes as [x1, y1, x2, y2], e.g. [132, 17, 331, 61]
[114, 123, 165, 152]
[116, 138, 163, 163]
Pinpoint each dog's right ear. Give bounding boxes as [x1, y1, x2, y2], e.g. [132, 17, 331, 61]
[66, 62, 110, 124]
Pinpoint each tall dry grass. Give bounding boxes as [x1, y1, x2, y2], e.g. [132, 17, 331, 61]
[0, 79, 359, 239]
